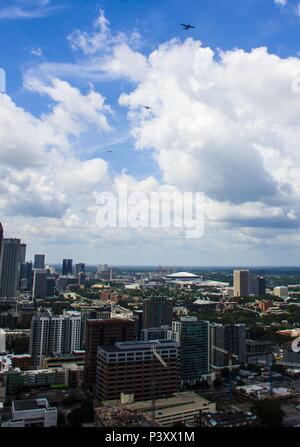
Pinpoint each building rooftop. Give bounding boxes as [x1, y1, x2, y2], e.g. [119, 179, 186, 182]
[13, 399, 48, 412]
[166, 272, 201, 279]
[99, 340, 179, 353]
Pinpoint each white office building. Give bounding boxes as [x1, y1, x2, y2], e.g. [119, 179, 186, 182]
[2, 399, 57, 427]
[30, 310, 81, 368]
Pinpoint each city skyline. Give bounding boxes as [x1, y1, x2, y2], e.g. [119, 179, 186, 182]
[1, 0, 300, 265]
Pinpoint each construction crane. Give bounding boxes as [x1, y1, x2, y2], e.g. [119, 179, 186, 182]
[151, 344, 168, 423]
[212, 346, 239, 401]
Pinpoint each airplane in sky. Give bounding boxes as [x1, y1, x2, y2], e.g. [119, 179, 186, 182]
[180, 24, 196, 30]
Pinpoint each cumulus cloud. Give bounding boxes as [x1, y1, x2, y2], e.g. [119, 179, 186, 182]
[4, 8, 300, 263]
[119, 40, 300, 216]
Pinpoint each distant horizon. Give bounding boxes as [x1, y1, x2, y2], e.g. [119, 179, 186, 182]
[45, 263, 300, 270]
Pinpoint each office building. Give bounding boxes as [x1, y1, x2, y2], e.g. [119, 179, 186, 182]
[142, 296, 173, 329]
[75, 263, 85, 275]
[0, 238, 21, 298]
[1, 399, 57, 427]
[62, 259, 73, 276]
[172, 317, 209, 383]
[34, 254, 45, 269]
[0, 222, 3, 257]
[32, 269, 48, 300]
[210, 324, 247, 369]
[249, 276, 266, 297]
[233, 270, 249, 298]
[19, 261, 33, 289]
[96, 340, 180, 402]
[274, 286, 289, 298]
[30, 310, 81, 368]
[258, 276, 266, 296]
[246, 340, 273, 364]
[19, 244, 26, 264]
[46, 277, 56, 298]
[84, 318, 136, 393]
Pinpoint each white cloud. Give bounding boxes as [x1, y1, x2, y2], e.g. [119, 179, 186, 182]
[30, 47, 43, 57]
[0, 0, 64, 20]
[4, 9, 300, 264]
[274, 0, 288, 6]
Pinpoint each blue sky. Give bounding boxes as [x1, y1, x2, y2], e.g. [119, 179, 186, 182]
[1, 0, 300, 266]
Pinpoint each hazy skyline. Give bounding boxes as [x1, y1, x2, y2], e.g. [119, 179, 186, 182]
[1, 0, 300, 265]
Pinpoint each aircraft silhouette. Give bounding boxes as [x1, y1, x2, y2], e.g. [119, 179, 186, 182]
[143, 105, 152, 110]
[181, 24, 195, 30]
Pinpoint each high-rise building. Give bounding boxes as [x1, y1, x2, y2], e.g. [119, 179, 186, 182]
[233, 270, 249, 298]
[62, 259, 73, 276]
[172, 317, 209, 384]
[0, 222, 3, 258]
[46, 277, 56, 298]
[30, 310, 81, 368]
[274, 286, 289, 298]
[258, 277, 266, 297]
[20, 262, 33, 289]
[210, 324, 247, 369]
[142, 296, 173, 329]
[249, 276, 266, 297]
[78, 271, 86, 287]
[96, 340, 180, 402]
[75, 263, 85, 276]
[0, 239, 21, 298]
[19, 244, 26, 264]
[34, 254, 45, 269]
[32, 269, 48, 299]
[84, 318, 136, 393]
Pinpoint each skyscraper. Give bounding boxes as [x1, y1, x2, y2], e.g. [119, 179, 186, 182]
[19, 244, 26, 264]
[0, 238, 21, 298]
[142, 296, 173, 329]
[233, 270, 249, 298]
[210, 323, 247, 369]
[0, 222, 3, 259]
[172, 317, 209, 384]
[46, 277, 56, 298]
[62, 259, 73, 276]
[258, 276, 266, 297]
[75, 263, 85, 275]
[84, 318, 136, 393]
[20, 262, 33, 289]
[34, 254, 45, 269]
[32, 269, 48, 300]
[249, 275, 266, 297]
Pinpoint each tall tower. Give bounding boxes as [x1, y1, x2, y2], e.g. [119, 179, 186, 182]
[0, 222, 3, 259]
[33, 269, 48, 299]
[62, 259, 73, 276]
[0, 238, 21, 298]
[34, 254, 45, 269]
[233, 270, 249, 299]
[172, 317, 209, 384]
